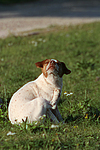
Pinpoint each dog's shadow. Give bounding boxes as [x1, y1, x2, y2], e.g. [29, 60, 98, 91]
[0, 97, 10, 110]
[1, 97, 100, 124]
[65, 106, 100, 123]
[58, 98, 100, 123]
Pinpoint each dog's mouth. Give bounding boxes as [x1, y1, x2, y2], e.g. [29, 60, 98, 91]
[46, 65, 55, 71]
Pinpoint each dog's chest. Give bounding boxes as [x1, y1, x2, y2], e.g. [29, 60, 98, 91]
[38, 85, 54, 101]
[35, 74, 61, 101]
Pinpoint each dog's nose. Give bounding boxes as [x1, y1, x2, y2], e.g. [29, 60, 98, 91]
[50, 60, 55, 65]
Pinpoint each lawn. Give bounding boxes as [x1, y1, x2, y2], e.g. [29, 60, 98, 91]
[0, 22, 100, 149]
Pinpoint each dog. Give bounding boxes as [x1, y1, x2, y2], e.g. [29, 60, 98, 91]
[8, 59, 71, 124]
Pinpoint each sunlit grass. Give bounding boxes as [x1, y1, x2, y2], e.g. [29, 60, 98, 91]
[0, 22, 100, 149]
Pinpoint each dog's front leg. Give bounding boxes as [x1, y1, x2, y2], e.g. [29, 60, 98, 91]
[47, 109, 59, 123]
[50, 89, 64, 122]
[51, 106, 64, 122]
[51, 88, 61, 109]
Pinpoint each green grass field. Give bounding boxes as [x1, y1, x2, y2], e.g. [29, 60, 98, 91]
[0, 22, 100, 149]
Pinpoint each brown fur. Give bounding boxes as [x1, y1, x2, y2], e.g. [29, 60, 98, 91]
[8, 59, 71, 124]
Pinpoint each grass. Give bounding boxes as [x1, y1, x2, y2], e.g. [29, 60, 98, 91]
[0, 22, 100, 149]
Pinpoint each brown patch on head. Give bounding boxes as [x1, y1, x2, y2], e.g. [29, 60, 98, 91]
[58, 62, 71, 77]
[35, 59, 51, 77]
[35, 59, 71, 78]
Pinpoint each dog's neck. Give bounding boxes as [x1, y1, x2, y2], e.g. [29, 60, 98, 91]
[43, 73, 63, 89]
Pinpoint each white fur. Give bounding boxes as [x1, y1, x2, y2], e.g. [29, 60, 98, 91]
[51, 59, 58, 62]
[8, 60, 64, 124]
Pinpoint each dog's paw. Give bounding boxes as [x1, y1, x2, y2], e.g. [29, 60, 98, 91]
[51, 104, 56, 109]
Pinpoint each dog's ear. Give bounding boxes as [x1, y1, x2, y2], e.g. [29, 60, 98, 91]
[35, 61, 43, 68]
[35, 59, 48, 68]
[59, 62, 71, 77]
[62, 62, 71, 75]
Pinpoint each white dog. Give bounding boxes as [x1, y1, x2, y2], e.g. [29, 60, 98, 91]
[8, 59, 71, 124]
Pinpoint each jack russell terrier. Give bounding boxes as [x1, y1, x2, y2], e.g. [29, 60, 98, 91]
[8, 59, 71, 124]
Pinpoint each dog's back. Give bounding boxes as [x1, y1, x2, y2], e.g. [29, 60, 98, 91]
[8, 59, 71, 124]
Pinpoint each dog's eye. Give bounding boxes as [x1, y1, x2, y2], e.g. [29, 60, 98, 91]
[57, 62, 61, 66]
[45, 61, 49, 64]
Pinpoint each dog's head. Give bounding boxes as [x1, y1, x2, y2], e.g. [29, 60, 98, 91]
[35, 59, 71, 78]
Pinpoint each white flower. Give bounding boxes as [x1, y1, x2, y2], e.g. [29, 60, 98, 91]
[31, 41, 35, 44]
[8, 43, 13, 46]
[1, 58, 4, 61]
[7, 131, 16, 136]
[26, 125, 28, 130]
[51, 124, 59, 128]
[38, 38, 42, 41]
[64, 92, 73, 96]
[43, 40, 46, 42]
[34, 42, 37, 47]
[35, 121, 38, 125]
[42, 134, 45, 137]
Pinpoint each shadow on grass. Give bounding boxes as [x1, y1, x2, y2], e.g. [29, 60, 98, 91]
[1, 97, 100, 124]
[65, 106, 100, 123]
